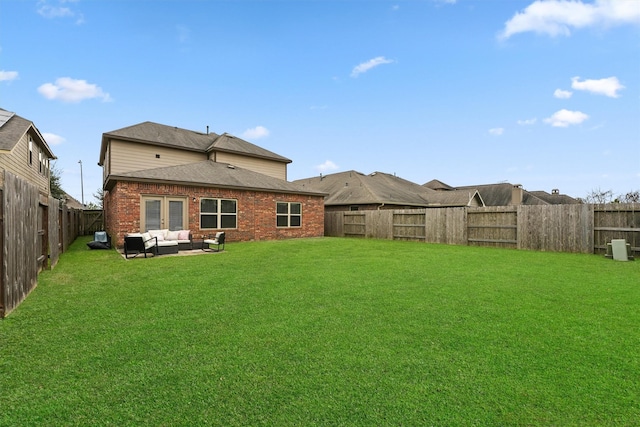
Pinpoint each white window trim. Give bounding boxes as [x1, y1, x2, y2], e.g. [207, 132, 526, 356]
[276, 202, 302, 228]
[200, 198, 238, 230]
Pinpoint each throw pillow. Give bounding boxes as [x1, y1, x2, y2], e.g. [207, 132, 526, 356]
[149, 230, 165, 241]
[178, 230, 190, 240]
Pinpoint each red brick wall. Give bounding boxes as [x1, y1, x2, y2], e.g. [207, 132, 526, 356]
[104, 181, 325, 248]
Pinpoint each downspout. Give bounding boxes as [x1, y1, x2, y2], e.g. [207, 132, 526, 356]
[378, 203, 385, 210]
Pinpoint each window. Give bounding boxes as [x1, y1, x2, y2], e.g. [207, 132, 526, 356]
[200, 198, 237, 229]
[277, 202, 301, 227]
[28, 137, 33, 165]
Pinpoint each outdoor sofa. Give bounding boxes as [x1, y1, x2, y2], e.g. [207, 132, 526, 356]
[125, 229, 193, 257]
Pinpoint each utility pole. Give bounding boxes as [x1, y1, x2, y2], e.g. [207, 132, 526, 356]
[78, 160, 84, 207]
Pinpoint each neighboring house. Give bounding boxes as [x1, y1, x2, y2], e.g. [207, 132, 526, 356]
[424, 180, 579, 206]
[98, 121, 326, 248]
[0, 108, 56, 199]
[528, 189, 581, 205]
[62, 192, 84, 210]
[294, 170, 483, 212]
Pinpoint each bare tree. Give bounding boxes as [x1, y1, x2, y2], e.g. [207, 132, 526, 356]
[619, 190, 640, 203]
[584, 188, 614, 204]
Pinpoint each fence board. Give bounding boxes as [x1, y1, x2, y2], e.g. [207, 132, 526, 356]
[518, 204, 593, 253]
[394, 210, 425, 241]
[324, 211, 344, 237]
[1, 172, 82, 317]
[324, 204, 638, 257]
[49, 197, 61, 268]
[467, 206, 517, 248]
[343, 213, 366, 237]
[425, 207, 466, 245]
[2, 172, 39, 317]
[370, 210, 393, 239]
[593, 204, 640, 254]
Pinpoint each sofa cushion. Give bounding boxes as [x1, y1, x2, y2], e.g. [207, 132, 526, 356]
[157, 240, 178, 247]
[149, 229, 168, 240]
[167, 230, 181, 240]
[178, 230, 190, 240]
[142, 232, 152, 242]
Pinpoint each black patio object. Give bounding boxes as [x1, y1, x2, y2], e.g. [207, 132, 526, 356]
[87, 231, 111, 250]
[202, 232, 225, 252]
[124, 235, 157, 259]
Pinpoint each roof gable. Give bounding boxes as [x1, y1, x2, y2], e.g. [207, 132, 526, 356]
[425, 190, 484, 207]
[0, 108, 56, 158]
[423, 179, 454, 191]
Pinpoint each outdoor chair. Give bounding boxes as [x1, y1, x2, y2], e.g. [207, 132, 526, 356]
[87, 231, 111, 250]
[202, 232, 225, 252]
[124, 235, 157, 259]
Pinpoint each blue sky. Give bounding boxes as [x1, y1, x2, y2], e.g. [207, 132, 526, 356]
[1, 0, 638, 204]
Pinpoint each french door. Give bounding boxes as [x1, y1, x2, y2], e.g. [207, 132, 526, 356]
[141, 196, 187, 231]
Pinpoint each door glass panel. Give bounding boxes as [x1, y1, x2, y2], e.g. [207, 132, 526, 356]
[145, 200, 161, 230]
[168, 200, 184, 231]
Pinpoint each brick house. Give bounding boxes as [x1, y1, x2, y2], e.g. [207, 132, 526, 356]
[99, 122, 326, 248]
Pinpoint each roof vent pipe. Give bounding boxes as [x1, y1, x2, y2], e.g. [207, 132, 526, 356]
[206, 126, 209, 135]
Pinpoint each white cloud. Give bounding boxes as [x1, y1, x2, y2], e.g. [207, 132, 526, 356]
[554, 88, 573, 99]
[499, 0, 640, 40]
[489, 128, 505, 136]
[42, 132, 65, 146]
[37, 0, 85, 24]
[571, 76, 625, 98]
[315, 160, 339, 173]
[241, 125, 270, 140]
[0, 70, 19, 81]
[517, 118, 537, 125]
[38, 77, 112, 103]
[544, 109, 589, 127]
[351, 56, 394, 78]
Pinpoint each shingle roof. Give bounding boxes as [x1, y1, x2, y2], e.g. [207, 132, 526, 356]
[529, 190, 579, 205]
[209, 133, 291, 163]
[100, 121, 290, 165]
[423, 179, 455, 191]
[0, 108, 56, 158]
[294, 170, 437, 207]
[108, 160, 325, 196]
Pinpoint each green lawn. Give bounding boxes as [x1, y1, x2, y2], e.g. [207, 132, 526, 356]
[1, 237, 638, 426]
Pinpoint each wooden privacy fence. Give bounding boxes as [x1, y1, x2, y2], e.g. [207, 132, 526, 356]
[0, 172, 82, 318]
[82, 209, 104, 236]
[325, 203, 639, 256]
